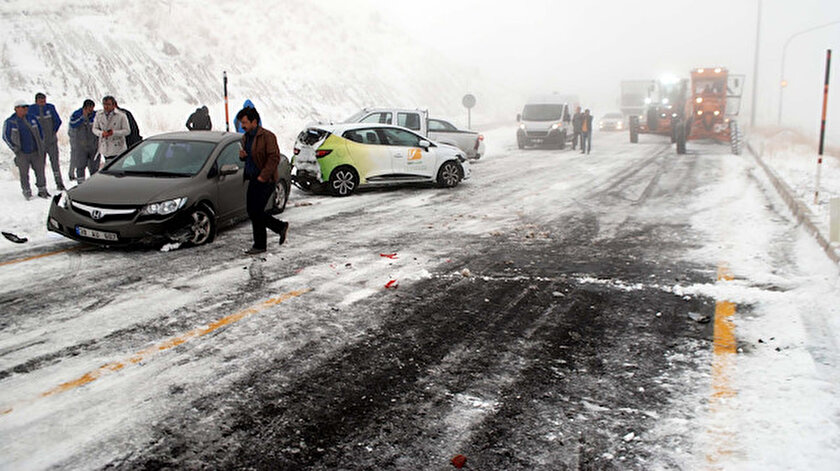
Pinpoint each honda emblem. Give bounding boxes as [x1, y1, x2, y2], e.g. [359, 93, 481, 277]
[90, 210, 103, 220]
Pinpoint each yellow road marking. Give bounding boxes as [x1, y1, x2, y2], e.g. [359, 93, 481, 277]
[0, 246, 85, 267]
[1, 288, 311, 416]
[706, 264, 738, 466]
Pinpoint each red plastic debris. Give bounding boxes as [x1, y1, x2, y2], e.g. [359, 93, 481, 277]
[380, 253, 398, 259]
[384, 279, 398, 289]
[451, 454, 467, 468]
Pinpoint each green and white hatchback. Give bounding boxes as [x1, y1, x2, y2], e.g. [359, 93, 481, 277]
[292, 123, 470, 196]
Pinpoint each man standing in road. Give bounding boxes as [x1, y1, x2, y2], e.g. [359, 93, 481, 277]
[92, 96, 130, 164]
[237, 107, 288, 255]
[69, 99, 99, 182]
[186, 105, 212, 131]
[580, 109, 593, 155]
[3, 100, 48, 199]
[28, 92, 65, 191]
[571, 106, 583, 151]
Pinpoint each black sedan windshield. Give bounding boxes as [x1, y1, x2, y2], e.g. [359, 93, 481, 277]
[105, 140, 215, 176]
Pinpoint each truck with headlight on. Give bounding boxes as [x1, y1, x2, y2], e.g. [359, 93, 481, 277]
[625, 77, 688, 144]
[673, 67, 745, 155]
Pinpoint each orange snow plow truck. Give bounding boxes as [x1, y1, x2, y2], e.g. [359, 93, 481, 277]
[674, 67, 745, 155]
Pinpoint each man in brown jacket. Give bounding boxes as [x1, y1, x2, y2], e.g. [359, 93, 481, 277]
[237, 107, 288, 255]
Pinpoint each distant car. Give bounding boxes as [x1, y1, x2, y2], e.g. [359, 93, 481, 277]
[599, 112, 625, 131]
[292, 123, 470, 197]
[47, 131, 291, 246]
[344, 108, 485, 160]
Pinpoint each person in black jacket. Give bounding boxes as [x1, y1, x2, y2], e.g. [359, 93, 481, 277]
[114, 99, 142, 148]
[571, 106, 583, 150]
[186, 106, 212, 131]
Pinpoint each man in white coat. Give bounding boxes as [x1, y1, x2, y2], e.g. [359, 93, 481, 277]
[92, 95, 130, 165]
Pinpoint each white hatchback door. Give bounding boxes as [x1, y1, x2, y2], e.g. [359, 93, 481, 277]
[340, 127, 393, 182]
[379, 127, 434, 178]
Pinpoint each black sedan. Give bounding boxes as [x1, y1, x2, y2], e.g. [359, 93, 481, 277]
[48, 131, 291, 246]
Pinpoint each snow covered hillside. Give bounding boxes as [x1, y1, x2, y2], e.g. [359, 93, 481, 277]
[0, 0, 513, 149]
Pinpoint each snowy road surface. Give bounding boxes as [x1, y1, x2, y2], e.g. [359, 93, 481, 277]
[1, 129, 839, 470]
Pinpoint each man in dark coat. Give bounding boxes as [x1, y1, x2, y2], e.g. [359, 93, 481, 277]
[28, 92, 65, 190]
[571, 106, 583, 151]
[114, 99, 142, 148]
[237, 107, 288, 255]
[186, 105, 212, 131]
[68, 99, 99, 182]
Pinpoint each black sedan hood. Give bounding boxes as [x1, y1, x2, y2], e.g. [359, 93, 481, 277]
[68, 172, 193, 205]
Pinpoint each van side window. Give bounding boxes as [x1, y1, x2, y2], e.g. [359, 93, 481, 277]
[398, 113, 422, 131]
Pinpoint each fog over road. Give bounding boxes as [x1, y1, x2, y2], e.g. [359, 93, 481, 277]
[1, 130, 835, 470]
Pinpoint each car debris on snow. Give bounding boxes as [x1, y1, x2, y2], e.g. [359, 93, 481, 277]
[2, 231, 27, 243]
[160, 242, 182, 252]
[688, 312, 710, 323]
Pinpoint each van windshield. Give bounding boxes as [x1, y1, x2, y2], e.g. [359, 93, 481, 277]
[522, 104, 564, 121]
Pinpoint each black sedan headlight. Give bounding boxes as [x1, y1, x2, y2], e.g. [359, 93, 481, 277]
[139, 197, 188, 216]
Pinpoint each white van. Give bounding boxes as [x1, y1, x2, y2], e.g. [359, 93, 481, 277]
[516, 95, 578, 149]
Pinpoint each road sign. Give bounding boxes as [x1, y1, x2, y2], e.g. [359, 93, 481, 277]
[462, 94, 476, 109]
[462, 94, 476, 129]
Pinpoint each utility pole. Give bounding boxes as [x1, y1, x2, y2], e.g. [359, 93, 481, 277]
[750, 0, 762, 128]
[815, 49, 831, 204]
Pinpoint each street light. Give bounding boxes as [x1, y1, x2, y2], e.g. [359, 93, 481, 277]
[778, 20, 840, 125]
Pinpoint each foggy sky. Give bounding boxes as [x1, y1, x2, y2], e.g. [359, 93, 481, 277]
[363, 0, 840, 143]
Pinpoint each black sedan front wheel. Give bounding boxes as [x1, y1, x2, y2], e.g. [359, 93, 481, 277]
[187, 205, 216, 246]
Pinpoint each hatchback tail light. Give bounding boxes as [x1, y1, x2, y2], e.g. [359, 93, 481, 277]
[315, 149, 332, 158]
[293, 147, 300, 155]
[474, 134, 483, 150]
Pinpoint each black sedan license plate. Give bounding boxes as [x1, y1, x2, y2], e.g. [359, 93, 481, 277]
[76, 226, 118, 241]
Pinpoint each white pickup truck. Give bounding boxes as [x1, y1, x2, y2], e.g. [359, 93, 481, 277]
[344, 108, 485, 159]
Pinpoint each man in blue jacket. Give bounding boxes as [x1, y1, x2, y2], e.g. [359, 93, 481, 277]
[3, 100, 47, 199]
[234, 99, 260, 133]
[28, 92, 64, 191]
[68, 99, 99, 182]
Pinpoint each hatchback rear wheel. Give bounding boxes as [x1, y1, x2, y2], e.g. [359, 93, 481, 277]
[329, 166, 359, 197]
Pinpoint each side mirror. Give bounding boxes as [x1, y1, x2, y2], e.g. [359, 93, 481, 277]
[516, 113, 521, 122]
[219, 163, 239, 176]
[418, 139, 431, 149]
